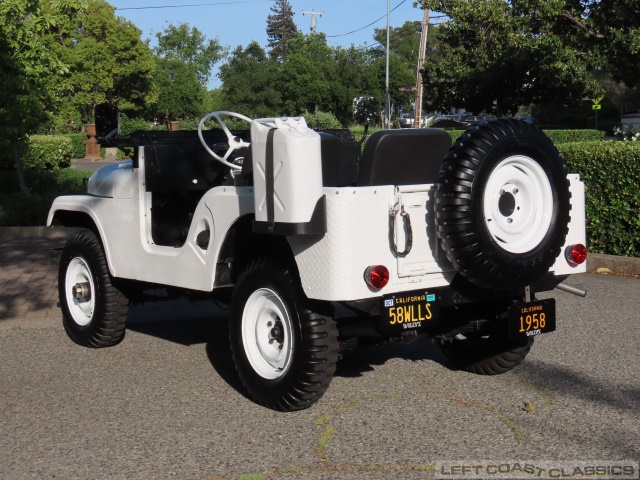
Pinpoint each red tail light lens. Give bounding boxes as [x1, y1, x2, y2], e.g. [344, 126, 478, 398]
[566, 244, 587, 265]
[365, 265, 389, 289]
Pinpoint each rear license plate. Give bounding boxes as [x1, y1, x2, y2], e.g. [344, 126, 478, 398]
[508, 298, 556, 341]
[380, 290, 439, 332]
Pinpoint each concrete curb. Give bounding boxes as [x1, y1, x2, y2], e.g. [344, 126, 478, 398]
[2, 227, 639, 277]
[586, 253, 640, 277]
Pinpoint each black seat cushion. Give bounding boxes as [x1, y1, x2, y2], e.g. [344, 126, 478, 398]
[357, 129, 451, 186]
[318, 132, 359, 187]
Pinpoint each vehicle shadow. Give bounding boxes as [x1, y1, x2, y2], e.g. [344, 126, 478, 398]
[127, 304, 451, 395]
[336, 336, 449, 378]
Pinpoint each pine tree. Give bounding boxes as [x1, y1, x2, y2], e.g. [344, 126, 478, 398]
[266, 0, 298, 62]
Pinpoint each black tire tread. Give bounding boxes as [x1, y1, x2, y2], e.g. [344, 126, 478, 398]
[230, 257, 338, 411]
[442, 337, 533, 375]
[59, 230, 128, 348]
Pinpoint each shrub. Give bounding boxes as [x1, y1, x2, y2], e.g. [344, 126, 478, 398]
[66, 133, 87, 159]
[120, 115, 153, 135]
[440, 128, 605, 145]
[558, 141, 640, 257]
[0, 169, 90, 226]
[302, 110, 342, 130]
[544, 129, 604, 144]
[22, 135, 73, 170]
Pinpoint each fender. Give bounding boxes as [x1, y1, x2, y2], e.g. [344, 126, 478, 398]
[48, 195, 118, 276]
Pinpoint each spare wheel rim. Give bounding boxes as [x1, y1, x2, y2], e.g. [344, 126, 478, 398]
[483, 155, 554, 254]
[65, 257, 96, 326]
[241, 288, 293, 380]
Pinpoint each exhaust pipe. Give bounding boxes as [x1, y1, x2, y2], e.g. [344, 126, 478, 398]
[556, 282, 587, 297]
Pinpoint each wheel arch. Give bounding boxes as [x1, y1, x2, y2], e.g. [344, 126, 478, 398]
[214, 214, 297, 288]
[48, 199, 116, 277]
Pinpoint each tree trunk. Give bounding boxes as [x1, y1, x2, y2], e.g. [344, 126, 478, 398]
[11, 140, 27, 193]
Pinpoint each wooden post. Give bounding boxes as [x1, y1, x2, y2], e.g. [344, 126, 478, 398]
[85, 124, 102, 160]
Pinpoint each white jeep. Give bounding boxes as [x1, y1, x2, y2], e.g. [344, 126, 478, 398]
[49, 112, 587, 411]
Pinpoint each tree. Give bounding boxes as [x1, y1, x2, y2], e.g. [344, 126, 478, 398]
[418, 0, 640, 115]
[266, 0, 298, 62]
[46, 0, 157, 125]
[152, 59, 207, 121]
[0, 0, 86, 192]
[218, 42, 282, 118]
[152, 23, 224, 121]
[155, 22, 224, 86]
[279, 34, 335, 115]
[372, 21, 422, 72]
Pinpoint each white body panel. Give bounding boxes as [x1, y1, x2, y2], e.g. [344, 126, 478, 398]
[553, 174, 587, 275]
[288, 185, 456, 301]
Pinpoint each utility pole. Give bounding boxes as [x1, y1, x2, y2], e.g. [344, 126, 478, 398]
[302, 9, 324, 33]
[414, 8, 429, 128]
[384, 0, 391, 129]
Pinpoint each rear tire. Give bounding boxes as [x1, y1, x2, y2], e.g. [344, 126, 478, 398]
[229, 257, 338, 411]
[59, 230, 128, 348]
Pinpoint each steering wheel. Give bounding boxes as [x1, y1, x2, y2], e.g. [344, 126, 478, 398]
[198, 111, 253, 170]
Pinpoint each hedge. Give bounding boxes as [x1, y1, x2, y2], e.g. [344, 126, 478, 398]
[544, 129, 604, 144]
[22, 135, 73, 170]
[558, 141, 640, 257]
[442, 128, 604, 145]
[66, 133, 87, 159]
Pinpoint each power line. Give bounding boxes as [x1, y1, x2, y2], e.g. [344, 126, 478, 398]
[326, 0, 407, 38]
[115, 0, 274, 11]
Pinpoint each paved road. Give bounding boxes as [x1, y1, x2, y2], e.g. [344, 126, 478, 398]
[1, 238, 639, 479]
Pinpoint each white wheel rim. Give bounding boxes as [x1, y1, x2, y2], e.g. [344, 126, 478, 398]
[241, 288, 293, 380]
[65, 257, 96, 326]
[483, 155, 553, 254]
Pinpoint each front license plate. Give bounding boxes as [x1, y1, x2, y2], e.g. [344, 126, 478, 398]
[508, 298, 556, 341]
[380, 290, 439, 332]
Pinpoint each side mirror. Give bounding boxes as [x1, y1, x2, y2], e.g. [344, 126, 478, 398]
[95, 104, 119, 137]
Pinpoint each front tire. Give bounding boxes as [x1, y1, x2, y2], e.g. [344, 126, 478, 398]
[229, 257, 338, 411]
[59, 230, 128, 348]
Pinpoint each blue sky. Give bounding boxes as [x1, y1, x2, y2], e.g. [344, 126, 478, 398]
[107, 0, 427, 87]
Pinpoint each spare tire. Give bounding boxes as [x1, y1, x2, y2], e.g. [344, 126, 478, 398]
[435, 119, 571, 291]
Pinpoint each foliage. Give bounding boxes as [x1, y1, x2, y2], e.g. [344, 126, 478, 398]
[119, 114, 164, 135]
[66, 133, 87, 159]
[0, 168, 90, 226]
[0, 0, 87, 191]
[218, 42, 283, 118]
[353, 97, 383, 126]
[614, 125, 640, 141]
[279, 34, 336, 115]
[441, 128, 605, 144]
[544, 130, 605, 144]
[152, 58, 207, 121]
[301, 111, 342, 130]
[154, 22, 223, 86]
[45, 0, 157, 124]
[558, 141, 640, 256]
[21, 135, 74, 170]
[419, 0, 609, 116]
[266, 0, 298, 62]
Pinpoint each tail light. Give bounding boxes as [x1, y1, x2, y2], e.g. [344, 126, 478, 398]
[364, 265, 389, 289]
[565, 244, 587, 265]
